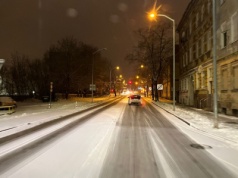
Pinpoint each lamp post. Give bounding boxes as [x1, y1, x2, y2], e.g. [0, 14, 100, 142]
[91, 48, 107, 102]
[149, 13, 176, 111]
[109, 66, 119, 95]
[212, 0, 218, 128]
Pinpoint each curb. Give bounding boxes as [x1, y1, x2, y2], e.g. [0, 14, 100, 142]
[147, 99, 238, 145]
[151, 101, 191, 126]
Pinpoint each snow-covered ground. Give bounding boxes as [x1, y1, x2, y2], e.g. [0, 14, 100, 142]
[0, 97, 110, 139]
[0, 96, 237, 148]
[0, 96, 238, 177]
[148, 98, 238, 147]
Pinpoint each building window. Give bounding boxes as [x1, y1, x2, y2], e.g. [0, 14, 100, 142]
[201, 5, 204, 21]
[231, 12, 238, 43]
[221, 31, 228, 48]
[196, 13, 199, 27]
[208, 67, 212, 79]
[198, 39, 202, 56]
[203, 34, 207, 52]
[232, 63, 238, 89]
[183, 54, 186, 67]
[196, 73, 201, 89]
[185, 52, 188, 65]
[193, 44, 196, 60]
[207, 1, 211, 14]
[221, 22, 228, 48]
[201, 71, 207, 89]
[207, 30, 211, 51]
[221, 66, 228, 90]
[189, 47, 193, 62]
[189, 21, 192, 34]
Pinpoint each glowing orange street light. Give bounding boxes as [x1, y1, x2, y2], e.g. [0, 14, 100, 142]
[147, 3, 176, 111]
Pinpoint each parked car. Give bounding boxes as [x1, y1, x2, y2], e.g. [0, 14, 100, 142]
[0, 96, 17, 107]
[128, 94, 142, 105]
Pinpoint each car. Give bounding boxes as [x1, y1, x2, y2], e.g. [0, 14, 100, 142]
[128, 94, 142, 105]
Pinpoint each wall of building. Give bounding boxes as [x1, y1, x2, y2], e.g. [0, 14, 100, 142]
[216, 0, 238, 116]
[177, 0, 213, 109]
[177, 0, 238, 116]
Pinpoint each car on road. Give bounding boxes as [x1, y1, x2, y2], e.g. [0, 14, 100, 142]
[128, 94, 142, 105]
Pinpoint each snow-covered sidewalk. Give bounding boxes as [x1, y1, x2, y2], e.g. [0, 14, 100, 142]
[148, 97, 238, 147]
[0, 97, 111, 140]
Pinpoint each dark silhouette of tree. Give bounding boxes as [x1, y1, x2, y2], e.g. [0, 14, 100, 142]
[28, 59, 49, 97]
[126, 22, 172, 101]
[44, 37, 110, 98]
[0, 37, 110, 100]
[4, 52, 31, 96]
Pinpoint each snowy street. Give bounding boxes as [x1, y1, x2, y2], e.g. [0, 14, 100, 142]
[0, 97, 238, 177]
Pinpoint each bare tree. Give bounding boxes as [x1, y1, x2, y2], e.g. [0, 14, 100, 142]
[4, 52, 31, 96]
[44, 37, 110, 98]
[126, 22, 172, 101]
[28, 59, 49, 97]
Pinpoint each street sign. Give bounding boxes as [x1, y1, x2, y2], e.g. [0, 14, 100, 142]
[89, 84, 96, 91]
[157, 84, 163, 90]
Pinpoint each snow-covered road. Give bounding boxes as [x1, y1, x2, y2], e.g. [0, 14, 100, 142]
[0, 97, 237, 178]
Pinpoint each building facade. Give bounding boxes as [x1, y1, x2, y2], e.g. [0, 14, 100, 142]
[216, 0, 238, 116]
[177, 0, 238, 116]
[177, 0, 213, 109]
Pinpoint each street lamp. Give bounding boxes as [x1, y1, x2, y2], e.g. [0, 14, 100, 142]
[149, 12, 176, 111]
[212, 0, 218, 128]
[91, 48, 107, 102]
[109, 66, 119, 94]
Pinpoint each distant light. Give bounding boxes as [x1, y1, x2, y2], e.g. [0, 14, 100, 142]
[110, 15, 119, 23]
[147, 2, 161, 21]
[67, 8, 78, 18]
[118, 3, 128, 12]
[150, 14, 155, 18]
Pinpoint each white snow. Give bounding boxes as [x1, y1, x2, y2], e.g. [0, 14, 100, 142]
[0, 98, 109, 139]
[0, 96, 238, 177]
[1, 96, 237, 147]
[146, 98, 238, 176]
[147, 98, 238, 147]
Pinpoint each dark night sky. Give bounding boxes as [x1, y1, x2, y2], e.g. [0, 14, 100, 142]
[0, 0, 190, 78]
